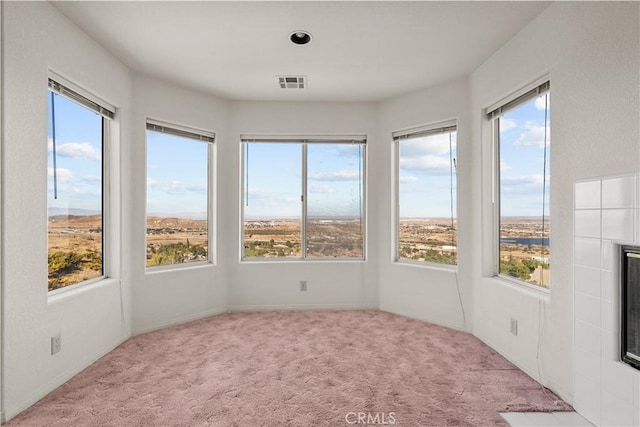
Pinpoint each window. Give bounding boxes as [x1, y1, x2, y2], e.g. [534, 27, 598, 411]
[242, 138, 366, 260]
[146, 120, 214, 268]
[394, 122, 457, 266]
[489, 81, 550, 288]
[47, 78, 114, 291]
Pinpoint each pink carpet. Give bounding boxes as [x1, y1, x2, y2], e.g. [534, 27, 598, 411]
[8, 310, 571, 426]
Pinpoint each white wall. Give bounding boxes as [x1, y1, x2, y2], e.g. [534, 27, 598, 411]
[0, 1, 4, 422]
[130, 75, 230, 334]
[376, 78, 472, 331]
[2, 2, 132, 420]
[227, 102, 379, 311]
[471, 1, 639, 403]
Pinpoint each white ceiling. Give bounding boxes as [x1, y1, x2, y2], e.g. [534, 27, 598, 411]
[53, 1, 550, 102]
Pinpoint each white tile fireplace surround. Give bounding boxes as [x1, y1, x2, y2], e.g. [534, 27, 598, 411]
[574, 175, 640, 426]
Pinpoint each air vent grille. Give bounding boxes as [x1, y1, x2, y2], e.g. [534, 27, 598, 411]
[278, 76, 306, 89]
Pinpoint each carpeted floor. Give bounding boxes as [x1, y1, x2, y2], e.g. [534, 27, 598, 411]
[8, 310, 571, 426]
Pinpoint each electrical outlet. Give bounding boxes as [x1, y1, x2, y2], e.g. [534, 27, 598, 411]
[510, 318, 518, 336]
[300, 280, 307, 291]
[51, 334, 61, 355]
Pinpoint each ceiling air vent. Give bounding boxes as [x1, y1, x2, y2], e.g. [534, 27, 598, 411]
[278, 76, 306, 89]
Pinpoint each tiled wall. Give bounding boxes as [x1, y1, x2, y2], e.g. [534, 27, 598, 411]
[574, 175, 640, 426]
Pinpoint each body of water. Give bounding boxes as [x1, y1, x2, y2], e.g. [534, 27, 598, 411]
[500, 237, 549, 247]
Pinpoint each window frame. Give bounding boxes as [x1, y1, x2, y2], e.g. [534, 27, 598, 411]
[47, 73, 113, 295]
[240, 136, 367, 262]
[489, 78, 551, 291]
[393, 120, 458, 269]
[144, 118, 216, 271]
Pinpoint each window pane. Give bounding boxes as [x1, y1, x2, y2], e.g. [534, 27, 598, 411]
[47, 92, 104, 290]
[306, 144, 365, 258]
[498, 92, 550, 288]
[146, 130, 209, 267]
[398, 131, 457, 265]
[243, 143, 302, 258]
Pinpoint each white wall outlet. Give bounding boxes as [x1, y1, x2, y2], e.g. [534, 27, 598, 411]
[300, 280, 307, 291]
[510, 318, 518, 336]
[51, 334, 61, 355]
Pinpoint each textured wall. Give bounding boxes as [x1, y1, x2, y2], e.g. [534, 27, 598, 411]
[2, 1, 132, 420]
[470, 1, 640, 403]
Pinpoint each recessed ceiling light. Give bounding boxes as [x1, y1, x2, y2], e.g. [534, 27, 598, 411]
[290, 31, 312, 45]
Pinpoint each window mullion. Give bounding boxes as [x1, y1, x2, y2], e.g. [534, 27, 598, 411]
[102, 117, 109, 279]
[493, 117, 501, 277]
[208, 143, 215, 264]
[301, 142, 308, 260]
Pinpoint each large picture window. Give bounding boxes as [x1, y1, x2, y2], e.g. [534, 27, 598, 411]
[242, 138, 366, 260]
[146, 120, 214, 268]
[489, 80, 550, 288]
[394, 122, 457, 266]
[47, 78, 114, 291]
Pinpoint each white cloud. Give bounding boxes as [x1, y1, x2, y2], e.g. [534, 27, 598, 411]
[399, 155, 452, 174]
[49, 142, 101, 161]
[500, 160, 512, 171]
[309, 183, 335, 194]
[400, 133, 455, 158]
[309, 170, 360, 181]
[514, 122, 550, 149]
[535, 94, 550, 111]
[165, 180, 188, 195]
[399, 175, 418, 183]
[47, 167, 74, 182]
[147, 177, 157, 186]
[500, 118, 517, 132]
[501, 174, 549, 195]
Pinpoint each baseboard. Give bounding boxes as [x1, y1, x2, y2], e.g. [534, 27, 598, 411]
[378, 307, 469, 333]
[473, 331, 572, 405]
[132, 307, 228, 336]
[228, 303, 378, 313]
[4, 334, 128, 423]
[544, 378, 573, 406]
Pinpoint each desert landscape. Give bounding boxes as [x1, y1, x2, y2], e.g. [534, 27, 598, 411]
[243, 218, 364, 258]
[48, 215, 209, 290]
[48, 214, 549, 290]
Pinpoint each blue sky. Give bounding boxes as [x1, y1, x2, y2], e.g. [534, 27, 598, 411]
[49, 90, 549, 220]
[499, 93, 550, 218]
[146, 131, 208, 218]
[399, 131, 457, 219]
[47, 92, 103, 214]
[243, 142, 364, 219]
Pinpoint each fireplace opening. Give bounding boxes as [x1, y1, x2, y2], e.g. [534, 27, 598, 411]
[621, 245, 640, 370]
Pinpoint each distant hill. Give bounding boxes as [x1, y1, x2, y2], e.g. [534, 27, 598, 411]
[146, 216, 207, 229]
[48, 207, 100, 217]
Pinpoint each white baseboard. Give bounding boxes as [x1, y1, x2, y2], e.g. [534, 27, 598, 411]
[473, 331, 572, 404]
[378, 307, 469, 333]
[229, 303, 378, 313]
[4, 334, 128, 423]
[132, 307, 228, 336]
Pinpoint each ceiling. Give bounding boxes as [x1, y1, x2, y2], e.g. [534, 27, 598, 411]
[53, 1, 550, 102]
